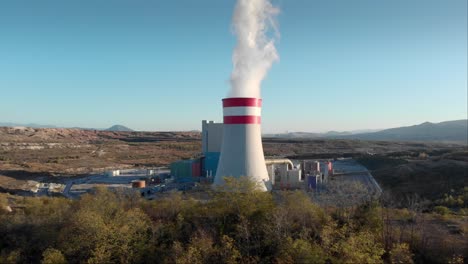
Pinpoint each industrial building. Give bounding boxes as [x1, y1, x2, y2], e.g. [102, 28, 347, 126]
[170, 118, 333, 191]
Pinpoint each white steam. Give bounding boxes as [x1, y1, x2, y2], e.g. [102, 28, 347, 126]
[229, 0, 279, 98]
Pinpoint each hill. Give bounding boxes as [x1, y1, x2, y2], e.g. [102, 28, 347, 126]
[266, 120, 467, 144]
[264, 132, 322, 138]
[263, 129, 380, 138]
[0, 122, 135, 132]
[343, 120, 467, 143]
[105, 125, 133, 132]
[0, 122, 57, 129]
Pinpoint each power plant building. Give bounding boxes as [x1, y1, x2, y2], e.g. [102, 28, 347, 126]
[170, 113, 332, 191]
[202, 120, 223, 153]
[201, 120, 223, 177]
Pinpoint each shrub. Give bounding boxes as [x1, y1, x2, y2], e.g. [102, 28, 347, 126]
[433, 205, 451, 215]
[41, 248, 67, 264]
[389, 243, 413, 264]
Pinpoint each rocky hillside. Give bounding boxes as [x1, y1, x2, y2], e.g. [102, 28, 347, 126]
[345, 120, 467, 143]
[0, 127, 199, 143]
[0, 127, 201, 178]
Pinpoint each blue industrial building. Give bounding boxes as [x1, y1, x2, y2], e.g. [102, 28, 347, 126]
[202, 152, 220, 177]
[170, 120, 223, 181]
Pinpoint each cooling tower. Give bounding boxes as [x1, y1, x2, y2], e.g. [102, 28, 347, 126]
[213, 97, 271, 191]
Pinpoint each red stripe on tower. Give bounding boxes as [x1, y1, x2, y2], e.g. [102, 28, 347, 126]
[223, 98, 262, 107]
[215, 97, 270, 191]
[224, 116, 261, 124]
[223, 98, 262, 125]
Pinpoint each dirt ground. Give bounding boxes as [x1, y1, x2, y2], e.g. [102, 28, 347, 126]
[0, 127, 466, 196]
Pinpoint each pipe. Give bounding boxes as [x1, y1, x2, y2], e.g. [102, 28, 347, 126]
[265, 159, 294, 170]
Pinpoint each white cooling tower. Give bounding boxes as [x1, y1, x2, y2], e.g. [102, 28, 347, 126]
[213, 97, 271, 191]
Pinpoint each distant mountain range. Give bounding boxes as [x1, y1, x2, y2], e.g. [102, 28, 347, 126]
[266, 120, 467, 144]
[0, 122, 59, 129]
[340, 120, 467, 143]
[0, 122, 134, 132]
[264, 129, 382, 139]
[1, 120, 466, 143]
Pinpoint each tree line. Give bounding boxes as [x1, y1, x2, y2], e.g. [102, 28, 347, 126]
[0, 179, 466, 264]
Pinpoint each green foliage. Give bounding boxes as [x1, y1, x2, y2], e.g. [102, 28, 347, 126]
[171, 232, 241, 264]
[0, 182, 464, 264]
[436, 187, 467, 209]
[389, 243, 414, 264]
[274, 191, 328, 240]
[0, 249, 22, 264]
[433, 205, 451, 215]
[458, 208, 468, 216]
[0, 194, 7, 207]
[0, 194, 8, 215]
[41, 248, 67, 264]
[58, 189, 152, 264]
[322, 223, 385, 264]
[447, 254, 465, 264]
[278, 238, 326, 264]
[352, 201, 383, 232]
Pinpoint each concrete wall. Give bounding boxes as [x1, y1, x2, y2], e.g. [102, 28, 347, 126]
[286, 169, 303, 188]
[202, 120, 223, 154]
[214, 123, 271, 191]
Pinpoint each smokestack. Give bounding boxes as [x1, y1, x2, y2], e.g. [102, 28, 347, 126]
[213, 97, 271, 191]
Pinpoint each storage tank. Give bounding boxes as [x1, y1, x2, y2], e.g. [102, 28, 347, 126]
[132, 180, 146, 188]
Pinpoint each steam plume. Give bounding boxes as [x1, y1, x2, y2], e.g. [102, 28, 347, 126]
[229, 0, 279, 98]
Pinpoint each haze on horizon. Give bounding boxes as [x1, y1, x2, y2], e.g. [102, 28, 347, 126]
[0, 0, 466, 133]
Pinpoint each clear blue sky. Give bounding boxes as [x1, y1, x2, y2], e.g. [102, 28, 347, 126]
[0, 0, 466, 132]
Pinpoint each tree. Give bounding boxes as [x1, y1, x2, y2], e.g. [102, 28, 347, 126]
[278, 238, 326, 264]
[1, 250, 22, 264]
[41, 248, 67, 264]
[389, 243, 413, 264]
[322, 223, 384, 264]
[273, 191, 328, 240]
[58, 189, 152, 264]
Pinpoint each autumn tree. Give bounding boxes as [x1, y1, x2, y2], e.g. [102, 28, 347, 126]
[41, 248, 67, 264]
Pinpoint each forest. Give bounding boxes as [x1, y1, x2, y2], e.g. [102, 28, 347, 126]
[0, 179, 466, 264]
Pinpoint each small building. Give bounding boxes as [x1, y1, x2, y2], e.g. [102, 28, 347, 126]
[266, 159, 305, 190]
[170, 159, 202, 179]
[106, 170, 120, 177]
